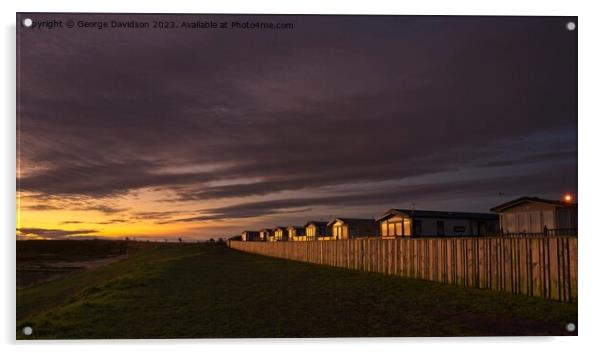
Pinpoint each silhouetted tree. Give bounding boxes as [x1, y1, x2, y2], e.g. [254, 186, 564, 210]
[209, 238, 215, 242]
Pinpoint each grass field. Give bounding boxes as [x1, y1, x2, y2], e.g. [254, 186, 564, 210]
[17, 241, 577, 339]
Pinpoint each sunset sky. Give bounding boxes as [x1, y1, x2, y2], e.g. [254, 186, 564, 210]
[16, 14, 577, 240]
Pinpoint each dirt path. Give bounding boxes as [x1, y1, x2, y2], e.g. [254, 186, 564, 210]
[17, 255, 129, 287]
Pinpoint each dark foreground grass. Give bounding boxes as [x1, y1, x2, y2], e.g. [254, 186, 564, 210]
[17, 242, 577, 339]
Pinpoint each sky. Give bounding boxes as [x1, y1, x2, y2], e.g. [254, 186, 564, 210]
[16, 14, 577, 240]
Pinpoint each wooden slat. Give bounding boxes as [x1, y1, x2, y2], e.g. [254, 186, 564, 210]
[569, 238, 578, 302]
[531, 238, 542, 297]
[549, 238, 560, 300]
[517, 238, 528, 294]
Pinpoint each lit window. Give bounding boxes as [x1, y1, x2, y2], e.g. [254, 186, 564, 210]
[334, 226, 343, 239]
[403, 218, 411, 236]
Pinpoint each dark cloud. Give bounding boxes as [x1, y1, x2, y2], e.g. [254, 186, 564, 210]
[24, 204, 61, 211]
[474, 149, 577, 168]
[18, 160, 212, 198]
[95, 219, 129, 225]
[130, 211, 188, 222]
[61, 219, 128, 225]
[21, 195, 131, 219]
[131, 211, 183, 218]
[17, 227, 99, 240]
[75, 205, 129, 214]
[17, 14, 577, 230]
[165, 164, 577, 223]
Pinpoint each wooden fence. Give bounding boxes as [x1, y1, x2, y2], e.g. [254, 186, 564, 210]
[228, 236, 577, 302]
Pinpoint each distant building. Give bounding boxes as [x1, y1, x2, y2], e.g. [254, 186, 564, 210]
[490, 196, 577, 235]
[327, 218, 379, 240]
[376, 209, 499, 237]
[287, 226, 306, 241]
[259, 228, 272, 242]
[241, 231, 260, 242]
[273, 226, 289, 241]
[304, 221, 331, 241]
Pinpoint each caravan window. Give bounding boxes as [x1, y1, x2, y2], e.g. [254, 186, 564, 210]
[388, 222, 395, 236]
[403, 218, 411, 236]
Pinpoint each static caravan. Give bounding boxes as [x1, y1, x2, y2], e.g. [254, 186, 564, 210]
[273, 226, 289, 241]
[240, 231, 260, 242]
[490, 196, 577, 235]
[376, 209, 499, 238]
[287, 226, 306, 241]
[327, 218, 379, 240]
[259, 228, 273, 242]
[304, 221, 331, 241]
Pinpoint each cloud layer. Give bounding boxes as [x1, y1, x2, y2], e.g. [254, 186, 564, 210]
[17, 15, 577, 236]
[17, 227, 99, 240]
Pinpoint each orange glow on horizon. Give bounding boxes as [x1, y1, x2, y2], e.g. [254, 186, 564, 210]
[15, 188, 252, 240]
[16, 184, 314, 240]
[564, 194, 573, 202]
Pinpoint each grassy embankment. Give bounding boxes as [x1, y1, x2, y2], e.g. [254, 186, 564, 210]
[17, 241, 577, 339]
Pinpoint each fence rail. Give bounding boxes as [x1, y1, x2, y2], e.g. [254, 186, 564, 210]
[486, 228, 578, 237]
[228, 236, 577, 302]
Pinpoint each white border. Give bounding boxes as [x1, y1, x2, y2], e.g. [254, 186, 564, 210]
[3, 1, 601, 352]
